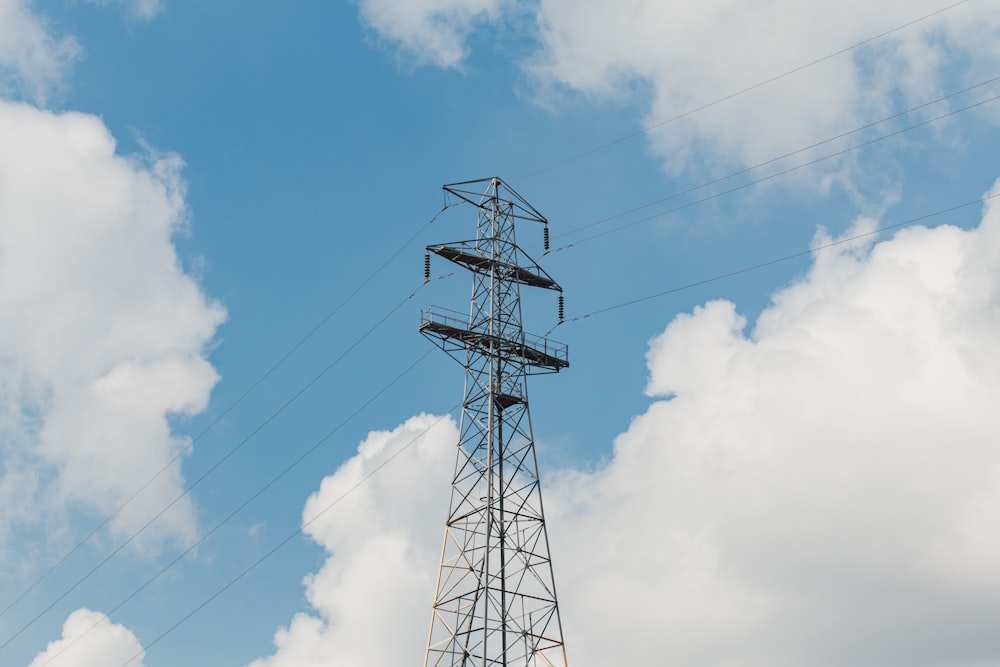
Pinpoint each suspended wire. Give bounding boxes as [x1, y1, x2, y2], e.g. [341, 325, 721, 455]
[40, 124, 995, 667]
[0, 205, 449, 624]
[8, 0, 973, 619]
[33, 349, 433, 667]
[553, 191, 1000, 326]
[514, 0, 972, 182]
[547, 74, 1000, 246]
[85, 186, 1000, 667]
[26, 70, 995, 667]
[548, 90, 1000, 253]
[6, 1, 983, 657]
[0, 272, 453, 653]
[116, 406, 461, 667]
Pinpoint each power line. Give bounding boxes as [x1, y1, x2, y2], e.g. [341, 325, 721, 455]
[549, 90, 1000, 252]
[29, 65, 986, 641]
[0, 205, 448, 624]
[514, 0, 972, 182]
[6, 0, 976, 622]
[26, 82, 996, 667]
[5, 0, 984, 656]
[0, 274, 448, 654]
[103, 187, 1000, 667]
[29, 184, 994, 664]
[33, 350, 433, 667]
[117, 407, 461, 667]
[548, 74, 1000, 245]
[557, 191, 1000, 324]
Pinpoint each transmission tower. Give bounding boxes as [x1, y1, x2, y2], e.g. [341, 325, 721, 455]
[419, 177, 570, 667]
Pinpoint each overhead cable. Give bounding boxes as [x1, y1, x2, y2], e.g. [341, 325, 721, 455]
[0, 274, 449, 653]
[549, 74, 1000, 245]
[558, 191, 1000, 324]
[550, 91, 1000, 252]
[116, 407, 461, 667]
[0, 206, 448, 624]
[33, 350, 433, 667]
[105, 188, 1000, 667]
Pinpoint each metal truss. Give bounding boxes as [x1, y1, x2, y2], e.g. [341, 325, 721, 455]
[420, 177, 570, 667]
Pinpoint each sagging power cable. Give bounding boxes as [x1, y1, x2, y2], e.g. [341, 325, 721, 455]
[33, 350, 434, 667]
[0, 271, 453, 653]
[553, 191, 1000, 326]
[549, 91, 1000, 253]
[0, 205, 449, 624]
[116, 406, 461, 667]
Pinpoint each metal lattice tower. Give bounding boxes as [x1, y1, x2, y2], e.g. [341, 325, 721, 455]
[419, 177, 570, 667]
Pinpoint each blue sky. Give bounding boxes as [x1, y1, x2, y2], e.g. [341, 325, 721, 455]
[3, 1, 1000, 666]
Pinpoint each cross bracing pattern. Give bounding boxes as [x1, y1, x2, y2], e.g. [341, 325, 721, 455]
[420, 178, 570, 667]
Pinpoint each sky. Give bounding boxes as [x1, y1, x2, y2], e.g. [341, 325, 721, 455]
[2, 0, 1000, 665]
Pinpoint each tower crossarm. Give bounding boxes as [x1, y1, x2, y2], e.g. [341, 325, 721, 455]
[420, 307, 569, 372]
[428, 241, 562, 292]
[443, 177, 547, 225]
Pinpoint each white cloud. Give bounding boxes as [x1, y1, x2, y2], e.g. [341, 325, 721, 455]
[358, 0, 1000, 182]
[85, 0, 162, 22]
[357, 0, 511, 69]
[549, 182, 1000, 666]
[256, 180, 1000, 666]
[248, 414, 457, 667]
[0, 100, 226, 555]
[0, 0, 163, 103]
[0, 0, 81, 103]
[527, 0, 1000, 177]
[27, 608, 148, 667]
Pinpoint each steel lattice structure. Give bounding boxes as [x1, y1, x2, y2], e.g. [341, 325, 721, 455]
[419, 177, 570, 667]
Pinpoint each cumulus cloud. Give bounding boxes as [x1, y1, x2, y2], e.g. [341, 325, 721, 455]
[528, 0, 1000, 177]
[0, 0, 81, 103]
[255, 180, 1000, 666]
[357, 0, 511, 69]
[248, 414, 457, 667]
[552, 183, 1000, 666]
[27, 608, 148, 667]
[0, 100, 226, 555]
[358, 0, 1000, 182]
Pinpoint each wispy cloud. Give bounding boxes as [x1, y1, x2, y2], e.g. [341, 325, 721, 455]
[0, 0, 81, 104]
[85, 0, 163, 22]
[0, 0, 164, 104]
[357, 0, 512, 69]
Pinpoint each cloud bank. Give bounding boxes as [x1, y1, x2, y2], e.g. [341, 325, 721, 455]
[0, 100, 226, 557]
[251, 180, 1000, 666]
[549, 184, 1000, 665]
[27, 608, 148, 667]
[359, 0, 1000, 179]
[248, 414, 457, 667]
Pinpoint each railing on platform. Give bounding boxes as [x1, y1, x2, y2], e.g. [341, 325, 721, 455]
[420, 306, 569, 369]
